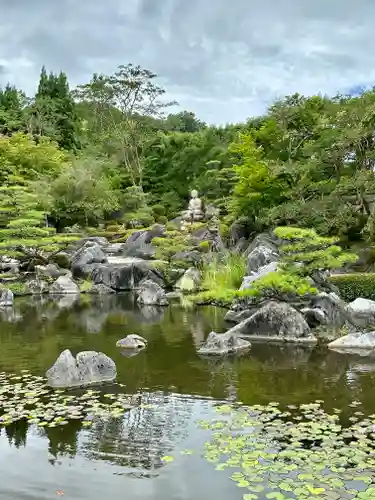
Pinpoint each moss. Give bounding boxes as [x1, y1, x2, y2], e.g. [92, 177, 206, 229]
[51, 252, 70, 269]
[79, 279, 93, 293]
[330, 273, 375, 301]
[105, 224, 123, 233]
[4, 281, 28, 295]
[153, 234, 191, 261]
[156, 215, 168, 225]
[199, 241, 210, 253]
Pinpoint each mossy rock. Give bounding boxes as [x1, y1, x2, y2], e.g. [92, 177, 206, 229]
[51, 252, 71, 269]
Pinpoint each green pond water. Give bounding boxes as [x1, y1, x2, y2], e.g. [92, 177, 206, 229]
[1, 294, 375, 499]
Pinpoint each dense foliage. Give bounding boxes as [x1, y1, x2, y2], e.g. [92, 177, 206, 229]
[2, 63, 375, 245]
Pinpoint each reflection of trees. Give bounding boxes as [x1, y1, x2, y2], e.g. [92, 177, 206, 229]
[4, 420, 28, 448]
[81, 391, 193, 469]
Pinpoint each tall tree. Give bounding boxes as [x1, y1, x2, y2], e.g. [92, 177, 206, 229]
[73, 63, 176, 188]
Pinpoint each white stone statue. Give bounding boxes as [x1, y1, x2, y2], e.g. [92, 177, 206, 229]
[183, 189, 204, 222]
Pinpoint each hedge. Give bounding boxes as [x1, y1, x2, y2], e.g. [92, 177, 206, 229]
[330, 273, 375, 302]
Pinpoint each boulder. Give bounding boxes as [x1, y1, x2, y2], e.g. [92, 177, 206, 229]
[301, 307, 328, 328]
[27, 279, 49, 294]
[122, 224, 165, 260]
[328, 332, 375, 351]
[171, 250, 202, 265]
[50, 276, 80, 294]
[175, 268, 201, 292]
[86, 283, 115, 294]
[91, 261, 164, 291]
[348, 298, 375, 327]
[103, 243, 125, 255]
[46, 349, 116, 388]
[228, 220, 248, 248]
[116, 334, 147, 349]
[197, 331, 251, 356]
[35, 263, 65, 280]
[240, 261, 278, 290]
[224, 309, 254, 324]
[0, 287, 14, 307]
[310, 292, 351, 328]
[226, 301, 316, 343]
[247, 245, 279, 275]
[0, 257, 19, 274]
[137, 280, 168, 306]
[71, 241, 108, 278]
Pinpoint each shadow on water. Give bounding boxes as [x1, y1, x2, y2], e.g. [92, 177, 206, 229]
[2, 295, 375, 498]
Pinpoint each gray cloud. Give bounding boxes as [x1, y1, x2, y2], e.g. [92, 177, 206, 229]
[1, 0, 375, 123]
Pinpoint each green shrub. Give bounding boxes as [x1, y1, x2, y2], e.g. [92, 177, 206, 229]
[330, 273, 375, 301]
[156, 215, 168, 225]
[4, 282, 28, 295]
[201, 252, 246, 295]
[106, 224, 122, 233]
[153, 235, 191, 261]
[121, 209, 155, 228]
[199, 241, 210, 253]
[151, 204, 166, 217]
[51, 252, 71, 269]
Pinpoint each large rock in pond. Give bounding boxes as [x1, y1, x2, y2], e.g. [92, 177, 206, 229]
[174, 268, 201, 292]
[91, 260, 164, 291]
[116, 334, 147, 349]
[226, 301, 316, 344]
[0, 287, 14, 307]
[348, 298, 375, 327]
[50, 275, 80, 294]
[328, 331, 375, 351]
[46, 349, 117, 388]
[71, 241, 108, 278]
[197, 331, 251, 356]
[309, 292, 352, 329]
[137, 279, 168, 306]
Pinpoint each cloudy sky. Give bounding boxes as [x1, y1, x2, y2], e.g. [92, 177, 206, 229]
[1, 0, 375, 124]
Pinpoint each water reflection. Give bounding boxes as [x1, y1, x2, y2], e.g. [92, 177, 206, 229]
[2, 296, 375, 498]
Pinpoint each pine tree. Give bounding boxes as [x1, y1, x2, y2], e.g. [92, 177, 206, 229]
[0, 177, 79, 266]
[32, 67, 79, 150]
[0, 84, 26, 134]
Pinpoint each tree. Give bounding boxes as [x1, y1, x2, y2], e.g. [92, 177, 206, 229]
[28, 67, 79, 150]
[0, 133, 66, 184]
[0, 84, 27, 134]
[73, 64, 176, 188]
[0, 178, 78, 266]
[40, 157, 120, 228]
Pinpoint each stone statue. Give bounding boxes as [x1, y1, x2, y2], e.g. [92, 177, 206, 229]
[182, 189, 205, 223]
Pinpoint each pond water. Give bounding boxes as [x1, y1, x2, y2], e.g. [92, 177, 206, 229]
[1, 294, 375, 499]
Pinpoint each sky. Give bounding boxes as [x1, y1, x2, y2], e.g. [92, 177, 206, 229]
[1, 0, 375, 124]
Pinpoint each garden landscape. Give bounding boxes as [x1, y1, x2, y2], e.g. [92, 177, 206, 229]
[2, 62, 375, 499]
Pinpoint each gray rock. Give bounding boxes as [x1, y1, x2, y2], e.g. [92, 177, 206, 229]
[103, 243, 125, 255]
[228, 220, 248, 248]
[244, 233, 279, 257]
[247, 245, 279, 274]
[46, 349, 116, 388]
[27, 279, 49, 294]
[86, 283, 115, 295]
[175, 268, 200, 292]
[92, 261, 164, 291]
[240, 261, 279, 290]
[171, 250, 202, 265]
[348, 298, 375, 327]
[137, 280, 168, 306]
[224, 309, 254, 324]
[197, 331, 251, 356]
[226, 301, 316, 343]
[0, 257, 20, 274]
[71, 241, 108, 278]
[116, 334, 147, 349]
[328, 331, 375, 351]
[50, 275, 80, 294]
[166, 291, 183, 300]
[0, 287, 14, 307]
[310, 292, 351, 328]
[122, 224, 165, 260]
[301, 307, 328, 328]
[35, 263, 65, 280]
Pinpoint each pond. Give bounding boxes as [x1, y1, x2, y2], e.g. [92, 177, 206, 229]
[1, 294, 375, 499]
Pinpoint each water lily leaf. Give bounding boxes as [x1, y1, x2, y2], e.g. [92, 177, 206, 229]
[161, 456, 174, 463]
